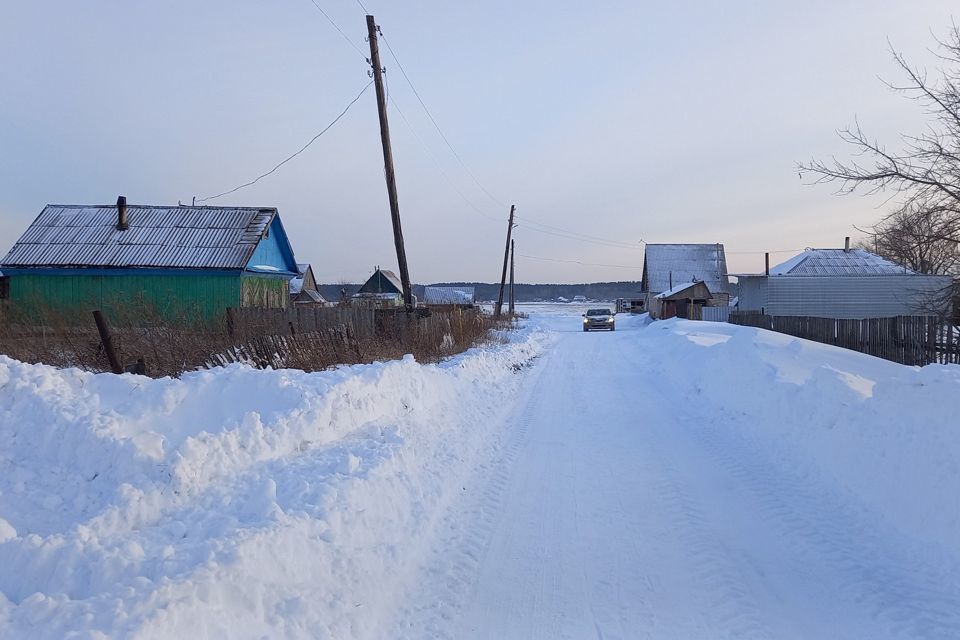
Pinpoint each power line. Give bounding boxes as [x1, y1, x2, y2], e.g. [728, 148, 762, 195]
[518, 253, 643, 270]
[515, 219, 645, 251]
[306, 0, 367, 59]
[376, 30, 506, 209]
[197, 81, 373, 203]
[298, 3, 502, 226]
[356, 13, 657, 253]
[354, 0, 370, 14]
[725, 248, 802, 255]
[388, 92, 503, 224]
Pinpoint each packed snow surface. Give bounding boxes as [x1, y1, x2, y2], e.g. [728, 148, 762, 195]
[2, 307, 960, 638]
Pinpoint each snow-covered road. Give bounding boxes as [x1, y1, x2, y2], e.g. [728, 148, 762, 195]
[391, 311, 960, 639]
[3, 308, 960, 639]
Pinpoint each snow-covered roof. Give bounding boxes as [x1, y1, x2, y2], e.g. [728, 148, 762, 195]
[1, 204, 283, 270]
[424, 286, 475, 305]
[770, 249, 915, 276]
[655, 280, 712, 299]
[289, 264, 312, 295]
[289, 276, 304, 295]
[294, 289, 326, 304]
[642, 244, 729, 294]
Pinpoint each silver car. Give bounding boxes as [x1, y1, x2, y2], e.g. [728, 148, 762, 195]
[582, 308, 615, 331]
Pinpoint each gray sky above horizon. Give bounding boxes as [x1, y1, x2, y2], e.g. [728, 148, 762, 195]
[1, 1, 956, 284]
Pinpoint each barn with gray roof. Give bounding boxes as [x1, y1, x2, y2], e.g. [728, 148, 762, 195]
[0, 198, 300, 320]
[641, 243, 731, 317]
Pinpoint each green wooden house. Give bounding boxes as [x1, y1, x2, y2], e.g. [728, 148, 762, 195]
[0, 198, 300, 322]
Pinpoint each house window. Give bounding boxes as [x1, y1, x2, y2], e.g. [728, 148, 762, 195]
[0, 276, 9, 299]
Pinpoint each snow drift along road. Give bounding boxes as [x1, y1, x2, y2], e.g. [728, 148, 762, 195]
[0, 325, 548, 639]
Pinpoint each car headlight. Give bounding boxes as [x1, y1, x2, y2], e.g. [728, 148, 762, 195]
[607, 317, 614, 322]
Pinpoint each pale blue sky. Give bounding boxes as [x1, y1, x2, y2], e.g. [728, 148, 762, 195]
[1, 1, 956, 283]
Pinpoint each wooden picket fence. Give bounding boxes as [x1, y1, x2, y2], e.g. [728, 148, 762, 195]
[729, 312, 960, 366]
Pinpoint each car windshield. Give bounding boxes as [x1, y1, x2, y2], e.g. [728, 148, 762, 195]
[586, 309, 611, 316]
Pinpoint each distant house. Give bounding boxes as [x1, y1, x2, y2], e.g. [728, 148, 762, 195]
[352, 267, 406, 308]
[736, 247, 952, 319]
[424, 286, 475, 307]
[641, 244, 730, 318]
[0, 198, 299, 320]
[290, 263, 327, 306]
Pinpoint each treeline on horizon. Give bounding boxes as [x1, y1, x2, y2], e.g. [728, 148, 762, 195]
[318, 281, 643, 303]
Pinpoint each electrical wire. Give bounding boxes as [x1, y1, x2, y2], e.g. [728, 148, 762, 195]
[388, 93, 503, 224]
[724, 248, 802, 255]
[518, 253, 643, 270]
[375, 30, 506, 210]
[197, 81, 373, 203]
[358, 12, 656, 251]
[515, 219, 645, 251]
[306, 0, 367, 60]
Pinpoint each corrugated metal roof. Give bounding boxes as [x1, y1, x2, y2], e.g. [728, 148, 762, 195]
[770, 249, 915, 276]
[1, 204, 277, 270]
[424, 286, 475, 304]
[295, 290, 327, 304]
[642, 244, 729, 294]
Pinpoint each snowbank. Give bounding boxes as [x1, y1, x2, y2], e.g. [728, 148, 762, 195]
[647, 319, 960, 554]
[0, 324, 548, 639]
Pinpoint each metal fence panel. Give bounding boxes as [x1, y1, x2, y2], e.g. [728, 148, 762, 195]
[701, 307, 731, 323]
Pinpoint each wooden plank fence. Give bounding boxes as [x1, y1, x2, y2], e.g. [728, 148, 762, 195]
[212, 308, 478, 371]
[226, 306, 377, 341]
[729, 312, 960, 366]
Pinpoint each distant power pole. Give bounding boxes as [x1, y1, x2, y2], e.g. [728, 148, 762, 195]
[508, 239, 515, 315]
[366, 14, 413, 310]
[495, 204, 516, 318]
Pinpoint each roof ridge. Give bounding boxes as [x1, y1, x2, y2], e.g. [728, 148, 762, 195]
[43, 204, 278, 212]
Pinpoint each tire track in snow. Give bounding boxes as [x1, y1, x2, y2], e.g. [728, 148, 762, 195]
[386, 350, 550, 639]
[631, 413, 773, 639]
[676, 407, 960, 639]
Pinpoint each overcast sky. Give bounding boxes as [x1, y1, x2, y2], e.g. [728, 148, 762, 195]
[1, 1, 957, 284]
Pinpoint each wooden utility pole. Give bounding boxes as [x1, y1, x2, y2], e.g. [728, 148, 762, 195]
[495, 205, 516, 317]
[508, 239, 515, 315]
[366, 15, 413, 310]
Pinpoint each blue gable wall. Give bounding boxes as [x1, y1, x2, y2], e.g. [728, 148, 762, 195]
[245, 216, 298, 274]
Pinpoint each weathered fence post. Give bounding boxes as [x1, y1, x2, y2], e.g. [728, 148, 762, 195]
[92, 310, 123, 374]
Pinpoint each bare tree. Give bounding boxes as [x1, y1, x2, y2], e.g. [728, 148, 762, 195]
[800, 23, 960, 246]
[801, 24, 960, 320]
[858, 196, 960, 275]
